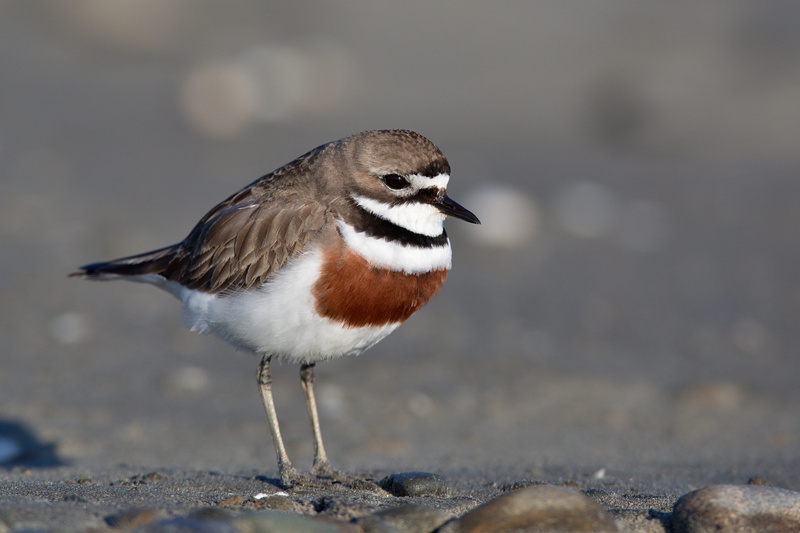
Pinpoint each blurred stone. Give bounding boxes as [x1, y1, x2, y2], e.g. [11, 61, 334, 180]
[379, 472, 450, 497]
[143, 515, 237, 532]
[233, 510, 351, 533]
[679, 382, 744, 410]
[439, 485, 618, 533]
[44, 0, 194, 53]
[356, 504, 453, 533]
[318, 384, 347, 419]
[672, 484, 800, 533]
[105, 507, 160, 528]
[189, 508, 234, 522]
[0, 511, 10, 533]
[168, 366, 211, 393]
[609, 509, 670, 533]
[407, 393, 434, 418]
[180, 61, 255, 139]
[590, 467, 606, 480]
[462, 185, 540, 248]
[237, 44, 312, 123]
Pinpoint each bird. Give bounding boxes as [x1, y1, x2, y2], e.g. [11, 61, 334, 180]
[71, 129, 480, 488]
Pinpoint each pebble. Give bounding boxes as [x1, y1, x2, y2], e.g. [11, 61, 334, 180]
[251, 494, 296, 511]
[438, 485, 619, 533]
[355, 504, 453, 533]
[610, 509, 670, 533]
[217, 495, 246, 508]
[378, 472, 450, 497]
[672, 484, 800, 533]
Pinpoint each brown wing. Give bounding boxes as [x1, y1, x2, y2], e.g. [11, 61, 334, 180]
[163, 192, 330, 294]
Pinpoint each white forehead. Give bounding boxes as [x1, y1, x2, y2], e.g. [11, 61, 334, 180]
[408, 173, 450, 190]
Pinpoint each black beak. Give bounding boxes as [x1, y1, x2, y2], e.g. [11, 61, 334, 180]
[436, 194, 481, 224]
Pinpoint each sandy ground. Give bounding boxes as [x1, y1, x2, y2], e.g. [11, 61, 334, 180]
[2, 3, 799, 530]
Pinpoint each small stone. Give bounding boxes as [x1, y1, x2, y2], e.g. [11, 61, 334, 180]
[378, 472, 450, 497]
[233, 510, 351, 533]
[356, 504, 453, 533]
[439, 485, 619, 533]
[590, 467, 607, 480]
[610, 509, 670, 533]
[672, 484, 800, 533]
[252, 494, 295, 511]
[218, 495, 246, 508]
[105, 507, 160, 528]
[142, 471, 167, 482]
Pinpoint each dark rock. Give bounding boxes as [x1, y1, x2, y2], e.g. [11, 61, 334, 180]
[232, 510, 353, 533]
[356, 504, 453, 533]
[672, 484, 800, 533]
[378, 472, 450, 497]
[189, 507, 232, 521]
[105, 507, 161, 528]
[314, 495, 380, 520]
[439, 485, 619, 533]
[142, 516, 238, 533]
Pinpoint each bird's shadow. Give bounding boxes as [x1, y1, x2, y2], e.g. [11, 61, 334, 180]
[0, 419, 64, 468]
[254, 474, 284, 488]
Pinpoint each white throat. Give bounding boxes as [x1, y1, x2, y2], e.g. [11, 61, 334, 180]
[351, 195, 446, 237]
[337, 220, 451, 274]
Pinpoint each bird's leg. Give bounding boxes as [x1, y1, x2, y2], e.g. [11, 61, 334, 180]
[298, 363, 377, 488]
[257, 355, 299, 488]
[299, 363, 335, 476]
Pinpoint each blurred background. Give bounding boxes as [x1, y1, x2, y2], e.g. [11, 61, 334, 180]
[1, 1, 799, 483]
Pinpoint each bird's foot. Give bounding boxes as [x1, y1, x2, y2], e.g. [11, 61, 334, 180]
[278, 465, 336, 490]
[310, 460, 379, 490]
[275, 462, 378, 491]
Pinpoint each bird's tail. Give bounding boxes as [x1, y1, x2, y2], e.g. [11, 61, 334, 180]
[70, 245, 177, 280]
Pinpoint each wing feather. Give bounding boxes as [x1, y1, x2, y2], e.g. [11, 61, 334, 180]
[163, 196, 329, 294]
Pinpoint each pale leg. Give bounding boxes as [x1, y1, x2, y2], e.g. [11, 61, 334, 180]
[299, 363, 334, 475]
[257, 355, 299, 487]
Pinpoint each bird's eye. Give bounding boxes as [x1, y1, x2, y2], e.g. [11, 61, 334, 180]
[383, 174, 409, 190]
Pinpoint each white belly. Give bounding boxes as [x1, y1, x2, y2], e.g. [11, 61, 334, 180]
[172, 249, 399, 363]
